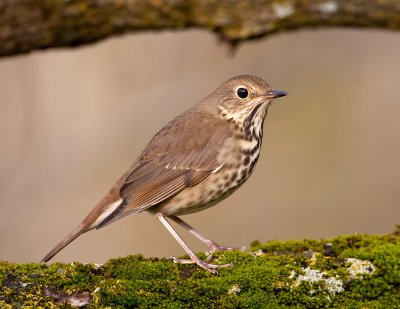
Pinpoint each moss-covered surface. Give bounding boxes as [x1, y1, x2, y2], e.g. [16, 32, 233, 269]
[2, 231, 400, 308]
[2, 0, 400, 57]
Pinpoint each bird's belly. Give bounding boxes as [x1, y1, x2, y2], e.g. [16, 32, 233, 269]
[149, 146, 261, 216]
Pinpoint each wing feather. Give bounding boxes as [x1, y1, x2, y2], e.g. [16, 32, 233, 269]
[95, 107, 232, 229]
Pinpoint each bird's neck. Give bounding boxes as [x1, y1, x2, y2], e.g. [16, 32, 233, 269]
[218, 103, 269, 142]
[215, 103, 269, 189]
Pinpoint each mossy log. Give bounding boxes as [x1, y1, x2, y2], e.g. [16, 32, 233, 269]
[2, 231, 400, 308]
[1, 0, 400, 57]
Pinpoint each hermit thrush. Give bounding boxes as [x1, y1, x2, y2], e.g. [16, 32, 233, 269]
[42, 75, 287, 273]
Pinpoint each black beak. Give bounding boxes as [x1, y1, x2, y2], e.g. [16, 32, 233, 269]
[267, 90, 288, 99]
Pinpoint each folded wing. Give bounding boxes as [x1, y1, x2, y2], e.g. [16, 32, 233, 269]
[96, 108, 232, 229]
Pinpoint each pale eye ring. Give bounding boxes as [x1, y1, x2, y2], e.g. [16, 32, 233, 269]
[236, 87, 249, 99]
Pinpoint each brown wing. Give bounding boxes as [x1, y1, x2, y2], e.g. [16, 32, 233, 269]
[96, 107, 232, 229]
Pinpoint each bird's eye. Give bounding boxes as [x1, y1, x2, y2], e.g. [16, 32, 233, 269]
[236, 87, 249, 99]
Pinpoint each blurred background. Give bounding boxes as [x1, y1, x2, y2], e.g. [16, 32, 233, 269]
[1, 28, 399, 263]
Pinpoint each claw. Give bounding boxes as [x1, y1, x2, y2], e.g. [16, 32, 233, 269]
[166, 256, 195, 264]
[166, 256, 233, 273]
[208, 243, 235, 252]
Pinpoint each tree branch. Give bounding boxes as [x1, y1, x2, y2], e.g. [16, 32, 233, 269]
[1, 232, 400, 307]
[1, 0, 400, 57]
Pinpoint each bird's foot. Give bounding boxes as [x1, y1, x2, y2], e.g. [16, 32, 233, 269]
[167, 256, 233, 274]
[207, 242, 248, 253]
[208, 243, 235, 252]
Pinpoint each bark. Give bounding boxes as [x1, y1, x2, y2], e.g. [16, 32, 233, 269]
[0, 0, 400, 57]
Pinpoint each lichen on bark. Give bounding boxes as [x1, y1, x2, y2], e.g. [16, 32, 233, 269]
[0, 0, 400, 57]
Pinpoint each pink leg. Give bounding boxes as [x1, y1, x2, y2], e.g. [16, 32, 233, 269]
[156, 214, 232, 273]
[168, 215, 234, 252]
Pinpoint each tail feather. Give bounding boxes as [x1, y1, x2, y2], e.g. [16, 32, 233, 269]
[41, 199, 124, 262]
[41, 224, 87, 263]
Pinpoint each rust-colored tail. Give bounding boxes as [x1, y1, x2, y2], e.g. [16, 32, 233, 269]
[41, 224, 88, 262]
[41, 198, 125, 262]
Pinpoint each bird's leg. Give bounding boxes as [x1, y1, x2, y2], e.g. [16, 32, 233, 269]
[156, 214, 232, 273]
[168, 215, 234, 252]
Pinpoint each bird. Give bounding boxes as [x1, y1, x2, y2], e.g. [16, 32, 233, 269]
[42, 75, 287, 273]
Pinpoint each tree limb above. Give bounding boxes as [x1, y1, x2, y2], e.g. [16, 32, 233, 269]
[1, 0, 400, 57]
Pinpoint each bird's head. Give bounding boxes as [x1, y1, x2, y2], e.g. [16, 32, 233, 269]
[207, 75, 287, 126]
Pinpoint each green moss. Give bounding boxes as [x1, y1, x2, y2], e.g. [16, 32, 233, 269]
[2, 232, 400, 307]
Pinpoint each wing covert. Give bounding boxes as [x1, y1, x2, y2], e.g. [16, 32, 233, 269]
[96, 108, 232, 229]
